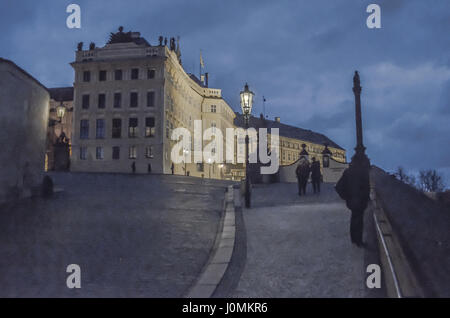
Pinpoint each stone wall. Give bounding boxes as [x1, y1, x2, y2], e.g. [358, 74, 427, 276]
[0, 59, 49, 204]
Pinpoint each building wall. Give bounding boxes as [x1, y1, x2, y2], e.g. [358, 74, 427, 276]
[0, 60, 49, 203]
[70, 40, 237, 179]
[71, 44, 166, 174]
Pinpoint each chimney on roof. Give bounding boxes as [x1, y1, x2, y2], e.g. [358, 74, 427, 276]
[275, 117, 281, 123]
[205, 72, 209, 88]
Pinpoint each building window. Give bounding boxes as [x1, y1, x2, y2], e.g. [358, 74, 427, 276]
[80, 147, 87, 160]
[112, 146, 120, 160]
[147, 91, 155, 107]
[145, 146, 154, 158]
[211, 122, 216, 133]
[145, 117, 155, 137]
[83, 71, 91, 82]
[114, 92, 121, 108]
[147, 69, 155, 79]
[130, 92, 138, 108]
[129, 118, 138, 138]
[96, 147, 104, 160]
[211, 105, 216, 113]
[112, 118, 122, 138]
[80, 120, 89, 139]
[129, 146, 137, 159]
[98, 93, 106, 109]
[82, 94, 90, 109]
[115, 69, 122, 80]
[96, 119, 105, 139]
[131, 68, 139, 80]
[99, 70, 107, 81]
[197, 163, 204, 172]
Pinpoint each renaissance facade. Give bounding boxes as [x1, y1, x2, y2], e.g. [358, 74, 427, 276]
[70, 28, 236, 178]
[70, 27, 346, 180]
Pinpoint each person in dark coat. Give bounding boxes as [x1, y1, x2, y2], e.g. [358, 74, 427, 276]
[335, 155, 370, 247]
[171, 163, 175, 175]
[295, 157, 310, 196]
[131, 161, 136, 174]
[148, 163, 152, 174]
[311, 157, 321, 194]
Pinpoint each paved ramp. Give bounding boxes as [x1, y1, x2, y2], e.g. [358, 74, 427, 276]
[232, 183, 366, 298]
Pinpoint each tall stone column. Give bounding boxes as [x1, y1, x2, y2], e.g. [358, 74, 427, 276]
[353, 71, 366, 156]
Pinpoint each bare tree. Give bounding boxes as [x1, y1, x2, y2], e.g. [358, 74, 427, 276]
[394, 166, 417, 188]
[418, 170, 445, 193]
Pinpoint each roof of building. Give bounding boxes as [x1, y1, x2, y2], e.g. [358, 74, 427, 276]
[48, 87, 74, 101]
[0, 57, 49, 92]
[234, 113, 345, 150]
[188, 74, 206, 88]
[107, 28, 151, 47]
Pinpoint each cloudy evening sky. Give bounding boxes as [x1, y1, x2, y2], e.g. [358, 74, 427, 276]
[1, 0, 449, 186]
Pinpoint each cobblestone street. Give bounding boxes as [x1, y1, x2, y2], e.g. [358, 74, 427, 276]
[0, 173, 231, 297]
[232, 183, 365, 297]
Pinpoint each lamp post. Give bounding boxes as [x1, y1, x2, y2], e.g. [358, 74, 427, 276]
[240, 83, 254, 208]
[183, 148, 189, 176]
[207, 158, 212, 179]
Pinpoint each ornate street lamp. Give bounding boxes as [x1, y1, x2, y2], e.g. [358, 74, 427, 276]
[240, 83, 254, 208]
[56, 101, 66, 123]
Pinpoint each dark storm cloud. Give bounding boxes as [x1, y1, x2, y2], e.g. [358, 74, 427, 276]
[1, 0, 449, 186]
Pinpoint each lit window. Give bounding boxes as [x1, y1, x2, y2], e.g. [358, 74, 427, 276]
[129, 118, 138, 138]
[145, 146, 154, 158]
[129, 146, 137, 159]
[145, 117, 155, 137]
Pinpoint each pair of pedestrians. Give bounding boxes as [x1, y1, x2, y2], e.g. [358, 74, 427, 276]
[295, 157, 321, 196]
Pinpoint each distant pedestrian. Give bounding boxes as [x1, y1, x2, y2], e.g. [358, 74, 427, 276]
[171, 163, 174, 175]
[148, 163, 152, 174]
[131, 161, 136, 174]
[335, 155, 370, 247]
[311, 157, 321, 194]
[295, 157, 310, 196]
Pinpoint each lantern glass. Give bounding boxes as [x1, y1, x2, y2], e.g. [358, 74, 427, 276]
[56, 104, 66, 119]
[240, 83, 254, 116]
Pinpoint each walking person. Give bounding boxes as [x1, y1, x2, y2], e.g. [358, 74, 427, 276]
[311, 157, 321, 194]
[171, 162, 174, 175]
[295, 157, 310, 196]
[335, 155, 370, 247]
[131, 161, 136, 174]
[148, 163, 152, 174]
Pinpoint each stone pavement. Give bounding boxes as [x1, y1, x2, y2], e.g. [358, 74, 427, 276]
[0, 172, 233, 297]
[232, 182, 366, 298]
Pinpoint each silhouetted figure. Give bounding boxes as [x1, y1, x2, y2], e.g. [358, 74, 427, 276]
[311, 157, 321, 194]
[171, 163, 174, 175]
[42, 175, 54, 198]
[131, 161, 136, 174]
[295, 157, 310, 196]
[148, 163, 152, 174]
[335, 154, 370, 247]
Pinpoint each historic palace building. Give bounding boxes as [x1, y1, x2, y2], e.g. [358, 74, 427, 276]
[69, 27, 346, 180]
[70, 27, 236, 178]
